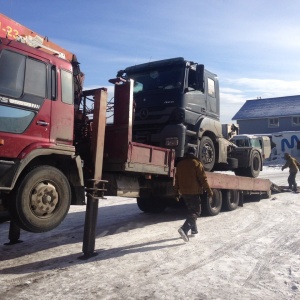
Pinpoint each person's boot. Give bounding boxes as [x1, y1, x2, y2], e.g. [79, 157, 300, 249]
[178, 220, 191, 242]
[293, 184, 298, 192]
[178, 228, 189, 242]
[191, 223, 198, 235]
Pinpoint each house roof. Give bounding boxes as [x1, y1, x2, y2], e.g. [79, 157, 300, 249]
[232, 95, 300, 120]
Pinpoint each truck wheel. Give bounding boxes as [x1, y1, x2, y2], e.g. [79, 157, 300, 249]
[202, 189, 222, 216]
[11, 166, 71, 233]
[245, 150, 262, 178]
[137, 197, 166, 213]
[137, 197, 151, 212]
[234, 168, 246, 176]
[222, 189, 239, 211]
[227, 158, 238, 169]
[199, 136, 215, 172]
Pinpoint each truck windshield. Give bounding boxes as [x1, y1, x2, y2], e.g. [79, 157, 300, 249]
[233, 138, 262, 149]
[0, 49, 47, 99]
[127, 65, 184, 94]
[232, 139, 250, 147]
[250, 139, 262, 148]
[0, 50, 25, 98]
[0, 105, 35, 133]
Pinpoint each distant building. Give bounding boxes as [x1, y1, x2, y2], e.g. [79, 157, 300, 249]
[232, 95, 300, 134]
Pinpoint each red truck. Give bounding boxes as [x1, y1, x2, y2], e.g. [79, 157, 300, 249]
[0, 14, 271, 235]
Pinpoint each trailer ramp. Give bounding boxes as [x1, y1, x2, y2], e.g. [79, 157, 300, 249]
[270, 184, 300, 193]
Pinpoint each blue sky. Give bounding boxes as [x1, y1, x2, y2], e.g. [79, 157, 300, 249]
[1, 0, 300, 123]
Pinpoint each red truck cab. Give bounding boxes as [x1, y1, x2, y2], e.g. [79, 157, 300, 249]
[0, 15, 84, 233]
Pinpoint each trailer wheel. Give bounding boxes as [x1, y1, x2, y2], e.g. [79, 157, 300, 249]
[234, 168, 246, 176]
[203, 189, 222, 216]
[137, 197, 166, 213]
[245, 150, 262, 178]
[227, 158, 238, 169]
[222, 189, 239, 211]
[199, 136, 215, 172]
[10, 166, 71, 233]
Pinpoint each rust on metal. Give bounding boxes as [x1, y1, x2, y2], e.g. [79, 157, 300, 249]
[0, 13, 75, 62]
[103, 79, 175, 177]
[90, 89, 108, 180]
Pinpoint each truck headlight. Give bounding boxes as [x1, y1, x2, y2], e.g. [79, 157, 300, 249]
[165, 137, 178, 146]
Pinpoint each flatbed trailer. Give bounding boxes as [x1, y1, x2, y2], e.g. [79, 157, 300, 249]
[2, 74, 273, 250]
[91, 79, 273, 215]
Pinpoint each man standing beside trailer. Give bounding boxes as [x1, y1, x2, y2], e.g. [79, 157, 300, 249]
[174, 146, 213, 242]
[282, 153, 300, 192]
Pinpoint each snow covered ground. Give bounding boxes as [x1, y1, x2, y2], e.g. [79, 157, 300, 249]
[1, 162, 300, 300]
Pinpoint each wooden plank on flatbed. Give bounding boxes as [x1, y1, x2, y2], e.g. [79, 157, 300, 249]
[206, 172, 271, 192]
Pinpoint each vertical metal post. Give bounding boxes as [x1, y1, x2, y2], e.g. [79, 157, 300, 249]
[239, 191, 244, 207]
[81, 181, 99, 257]
[4, 221, 22, 245]
[80, 88, 107, 259]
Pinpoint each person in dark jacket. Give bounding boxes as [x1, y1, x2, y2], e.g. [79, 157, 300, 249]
[174, 146, 213, 242]
[281, 153, 300, 192]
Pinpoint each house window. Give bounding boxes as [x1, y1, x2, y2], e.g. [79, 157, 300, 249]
[268, 118, 279, 128]
[292, 116, 300, 127]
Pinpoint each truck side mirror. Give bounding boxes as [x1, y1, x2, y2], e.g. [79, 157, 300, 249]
[196, 64, 204, 92]
[117, 69, 125, 77]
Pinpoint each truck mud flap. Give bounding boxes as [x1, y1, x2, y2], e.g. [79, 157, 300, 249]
[102, 173, 140, 197]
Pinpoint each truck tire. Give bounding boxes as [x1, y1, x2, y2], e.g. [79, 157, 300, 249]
[10, 166, 71, 233]
[222, 189, 239, 211]
[198, 136, 215, 172]
[137, 197, 166, 213]
[244, 150, 262, 178]
[202, 188, 222, 216]
[227, 158, 238, 169]
[234, 168, 247, 177]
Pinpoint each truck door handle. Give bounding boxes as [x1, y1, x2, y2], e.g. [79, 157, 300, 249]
[36, 120, 49, 127]
[201, 108, 206, 113]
